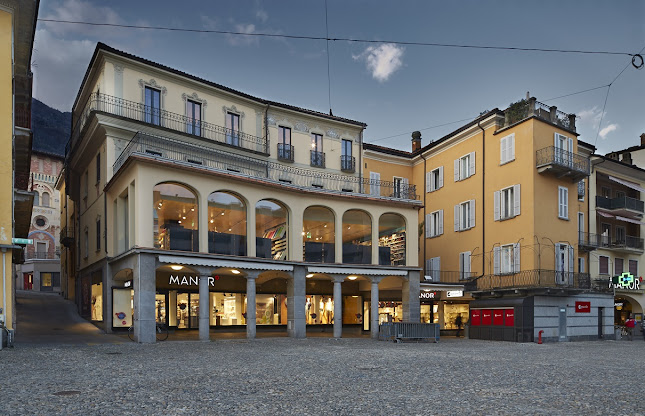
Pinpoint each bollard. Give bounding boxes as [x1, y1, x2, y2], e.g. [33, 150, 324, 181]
[538, 330, 544, 344]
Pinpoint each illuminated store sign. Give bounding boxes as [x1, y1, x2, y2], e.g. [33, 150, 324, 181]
[419, 291, 436, 299]
[609, 273, 642, 290]
[446, 290, 464, 298]
[169, 275, 218, 287]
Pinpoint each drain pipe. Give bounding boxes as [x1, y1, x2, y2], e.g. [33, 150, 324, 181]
[477, 120, 486, 275]
[420, 148, 427, 275]
[1, 247, 6, 350]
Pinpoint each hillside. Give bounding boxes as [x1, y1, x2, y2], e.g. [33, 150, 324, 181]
[31, 98, 71, 156]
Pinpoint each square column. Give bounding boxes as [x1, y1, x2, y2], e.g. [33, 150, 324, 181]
[133, 254, 156, 343]
[334, 213, 343, 263]
[102, 263, 113, 333]
[288, 266, 306, 338]
[332, 275, 344, 338]
[199, 274, 210, 341]
[246, 272, 259, 339]
[402, 270, 420, 323]
[370, 277, 383, 339]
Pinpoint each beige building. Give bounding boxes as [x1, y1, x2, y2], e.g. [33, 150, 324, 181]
[64, 43, 421, 342]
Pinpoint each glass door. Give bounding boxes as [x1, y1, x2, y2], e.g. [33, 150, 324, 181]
[189, 293, 200, 329]
[176, 293, 189, 329]
[155, 293, 167, 324]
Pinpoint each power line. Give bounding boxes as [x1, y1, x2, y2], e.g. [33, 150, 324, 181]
[37, 19, 639, 57]
[324, 0, 332, 115]
[367, 117, 478, 143]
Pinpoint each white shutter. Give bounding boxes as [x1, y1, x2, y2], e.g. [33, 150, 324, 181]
[554, 133, 559, 149]
[494, 190, 501, 221]
[469, 151, 475, 176]
[370, 172, 380, 196]
[454, 204, 460, 232]
[402, 178, 409, 198]
[426, 172, 432, 193]
[425, 259, 432, 276]
[438, 166, 444, 189]
[454, 159, 460, 181]
[568, 245, 574, 273]
[435, 257, 441, 277]
[564, 188, 568, 218]
[568, 137, 573, 153]
[555, 243, 562, 271]
[513, 184, 521, 216]
[438, 210, 444, 235]
[470, 199, 475, 228]
[465, 251, 471, 274]
[425, 213, 431, 238]
[493, 247, 501, 275]
[513, 243, 520, 273]
[500, 137, 507, 164]
[510, 135, 515, 160]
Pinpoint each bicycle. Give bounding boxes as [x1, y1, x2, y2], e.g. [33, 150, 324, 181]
[127, 322, 169, 341]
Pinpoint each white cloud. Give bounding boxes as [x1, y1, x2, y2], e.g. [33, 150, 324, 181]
[41, 0, 124, 38]
[256, 10, 268, 23]
[201, 15, 218, 31]
[352, 43, 404, 82]
[226, 23, 259, 46]
[599, 124, 618, 139]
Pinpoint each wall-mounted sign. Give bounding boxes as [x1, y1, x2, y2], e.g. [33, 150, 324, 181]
[575, 301, 591, 313]
[446, 290, 464, 298]
[124, 280, 131, 288]
[12, 238, 33, 245]
[610, 273, 642, 290]
[504, 310, 515, 327]
[470, 309, 481, 326]
[482, 309, 492, 326]
[169, 275, 217, 287]
[493, 310, 504, 326]
[419, 291, 436, 299]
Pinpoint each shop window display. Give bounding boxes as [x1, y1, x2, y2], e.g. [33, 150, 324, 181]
[208, 192, 247, 256]
[443, 303, 469, 330]
[153, 183, 199, 252]
[342, 210, 372, 264]
[256, 200, 288, 260]
[112, 288, 133, 328]
[91, 282, 103, 321]
[420, 304, 439, 324]
[378, 301, 403, 324]
[302, 206, 335, 263]
[378, 213, 406, 266]
[305, 295, 364, 325]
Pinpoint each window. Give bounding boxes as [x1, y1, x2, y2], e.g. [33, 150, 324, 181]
[341, 139, 353, 172]
[601, 186, 611, 198]
[96, 219, 101, 251]
[578, 180, 585, 201]
[558, 186, 568, 219]
[310, 133, 324, 167]
[425, 257, 440, 281]
[454, 152, 475, 181]
[34, 193, 39, 206]
[616, 190, 626, 199]
[36, 241, 47, 257]
[615, 258, 624, 275]
[279, 126, 291, 146]
[599, 255, 609, 275]
[494, 243, 520, 275]
[226, 112, 240, 146]
[42, 192, 50, 208]
[455, 200, 475, 231]
[500, 133, 515, 164]
[278, 127, 293, 161]
[341, 139, 352, 157]
[84, 229, 89, 259]
[144, 87, 161, 125]
[578, 257, 585, 273]
[616, 226, 626, 244]
[392, 177, 409, 198]
[96, 153, 101, 184]
[186, 100, 202, 136]
[425, 210, 443, 238]
[83, 171, 88, 200]
[494, 185, 520, 221]
[629, 259, 638, 276]
[426, 167, 444, 192]
[459, 251, 471, 280]
[38, 159, 43, 173]
[555, 243, 574, 284]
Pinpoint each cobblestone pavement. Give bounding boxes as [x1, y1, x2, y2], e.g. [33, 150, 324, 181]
[1, 337, 644, 415]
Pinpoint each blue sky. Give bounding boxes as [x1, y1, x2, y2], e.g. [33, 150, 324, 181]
[32, 0, 644, 154]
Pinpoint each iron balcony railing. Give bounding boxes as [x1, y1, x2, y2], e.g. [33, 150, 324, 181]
[505, 98, 576, 132]
[341, 155, 356, 173]
[536, 146, 590, 176]
[595, 195, 644, 214]
[67, 93, 269, 158]
[25, 251, 61, 260]
[115, 132, 419, 201]
[579, 231, 644, 252]
[277, 143, 294, 162]
[310, 150, 325, 168]
[468, 269, 591, 291]
[425, 270, 478, 283]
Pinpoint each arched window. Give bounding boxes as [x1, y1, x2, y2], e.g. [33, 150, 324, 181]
[303, 206, 335, 263]
[153, 183, 198, 252]
[378, 213, 406, 266]
[342, 210, 372, 264]
[256, 200, 288, 260]
[42, 192, 50, 207]
[208, 192, 247, 256]
[34, 193, 39, 206]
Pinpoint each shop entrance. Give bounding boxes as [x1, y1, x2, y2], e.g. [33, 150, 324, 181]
[614, 297, 633, 325]
[23, 273, 33, 290]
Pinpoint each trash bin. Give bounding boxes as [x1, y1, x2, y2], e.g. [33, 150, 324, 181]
[614, 327, 622, 340]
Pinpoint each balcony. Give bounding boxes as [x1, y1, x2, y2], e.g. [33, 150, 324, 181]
[505, 97, 576, 133]
[341, 155, 356, 173]
[25, 251, 61, 260]
[425, 270, 478, 283]
[277, 143, 294, 162]
[578, 231, 644, 253]
[467, 269, 591, 292]
[68, 93, 269, 158]
[536, 146, 590, 181]
[61, 226, 75, 248]
[310, 150, 325, 168]
[15, 104, 31, 129]
[596, 195, 644, 219]
[115, 132, 420, 202]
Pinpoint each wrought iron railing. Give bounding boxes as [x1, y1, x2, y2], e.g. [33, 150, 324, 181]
[115, 132, 419, 201]
[15, 105, 31, 129]
[579, 231, 643, 251]
[341, 155, 356, 173]
[425, 270, 478, 283]
[25, 251, 61, 260]
[68, 93, 269, 158]
[536, 146, 590, 175]
[470, 269, 591, 291]
[277, 143, 294, 162]
[310, 150, 325, 168]
[505, 98, 575, 132]
[595, 195, 644, 213]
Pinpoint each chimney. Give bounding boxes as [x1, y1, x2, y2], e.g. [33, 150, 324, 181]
[641, 133, 645, 147]
[412, 131, 421, 152]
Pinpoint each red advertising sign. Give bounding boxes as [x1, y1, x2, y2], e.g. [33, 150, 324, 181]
[493, 309, 504, 326]
[575, 301, 591, 313]
[505, 309, 515, 327]
[470, 309, 481, 326]
[482, 309, 492, 326]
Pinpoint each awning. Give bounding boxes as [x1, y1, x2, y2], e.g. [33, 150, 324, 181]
[158, 255, 294, 271]
[420, 282, 465, 291]
[598, 211, 614, 218]
[306, 266, 408, 276]
[608, 175, 645, 193]
[616, 215, 645, 225]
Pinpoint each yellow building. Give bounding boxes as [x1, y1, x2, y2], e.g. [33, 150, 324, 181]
[0, 0, 38, 347]
[64, 43, 421, 342]
[365, 97, 614, 341]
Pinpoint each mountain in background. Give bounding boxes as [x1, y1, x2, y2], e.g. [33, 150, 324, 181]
[31, 98, 71, 157]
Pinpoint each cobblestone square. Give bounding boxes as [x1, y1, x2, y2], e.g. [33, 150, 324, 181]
[2, 337, 644, 415]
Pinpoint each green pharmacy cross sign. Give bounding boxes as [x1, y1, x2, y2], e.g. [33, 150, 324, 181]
[610, 272, 642, 290]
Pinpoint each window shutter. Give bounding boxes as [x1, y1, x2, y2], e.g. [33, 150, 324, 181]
[469, 151, 475, 176]
[454, 205, 460, 232]
[500, 137, 507, 164]
[459, 252, 464, 274]
[513, 243, 520, 273]
[568, 245, 574, 273]
[554, 133, 559, 149]
[435, 257, 441, 278]
[513, 184, 521, 216]
[425, 213, 431, 238]
[564, 188, 568, 218]
[493, 247, 501, 275]
[510, 135, 515, 160]
[438, 210, 444, 235]
[494, 190, 501, 221]
[425, 259, 432, 276]
[370, 172, 380, 196]
[454, 159, 460, 181]
[568, 137, 573, 153]
[470, 199, 475, 228]
[555, 243, 562, 271]
[438, 166, 444, 188]
[426, 172, 432, 192]
[465, 251, 471, 274]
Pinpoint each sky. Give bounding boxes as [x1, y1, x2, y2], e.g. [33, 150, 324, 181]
[31, 0, 644, 154]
